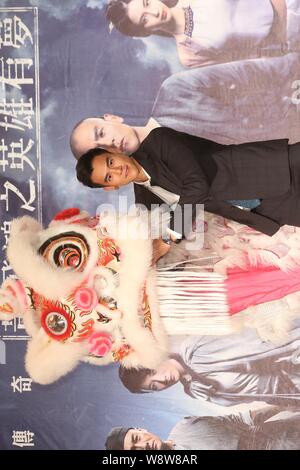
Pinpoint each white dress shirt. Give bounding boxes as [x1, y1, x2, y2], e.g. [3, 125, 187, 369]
[135, 168, 182, 240]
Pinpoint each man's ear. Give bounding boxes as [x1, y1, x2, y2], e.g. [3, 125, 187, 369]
[103, 186, 119, 191]
[103, 114, 124, 123]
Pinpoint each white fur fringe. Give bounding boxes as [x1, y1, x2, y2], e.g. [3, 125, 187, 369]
[157, 264, 233, 335]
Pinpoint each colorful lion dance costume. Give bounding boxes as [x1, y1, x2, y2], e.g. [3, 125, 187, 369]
[2, 207, 300, 384]
[0, 208, 170, 384]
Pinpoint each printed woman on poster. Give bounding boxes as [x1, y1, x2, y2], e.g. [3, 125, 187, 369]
[106, 0, 299, 69]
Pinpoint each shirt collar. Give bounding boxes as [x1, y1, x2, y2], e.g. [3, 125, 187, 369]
[134, 167, 151, 186]
[132, 148, 158, 187]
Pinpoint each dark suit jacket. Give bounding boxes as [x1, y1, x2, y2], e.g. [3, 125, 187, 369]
[132, 127, 292, 236]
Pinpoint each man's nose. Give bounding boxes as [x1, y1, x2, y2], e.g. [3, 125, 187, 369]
[97, 136, 112, 148]
[99, 135, 116, 148]
[136, 442, 147, 450]
[111, 165, 123, 175]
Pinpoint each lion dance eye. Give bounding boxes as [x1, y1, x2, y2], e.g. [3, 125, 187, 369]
[38, 231, 90, 271]
[41, 305, 73, 341]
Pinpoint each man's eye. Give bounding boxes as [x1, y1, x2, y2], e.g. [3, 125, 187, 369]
[109, 158, 113, 166]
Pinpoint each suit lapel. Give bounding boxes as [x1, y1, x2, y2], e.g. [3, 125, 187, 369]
[134, 183, 165, 209]
[134, 150, 183, 197]
[132, 150, 159, 186]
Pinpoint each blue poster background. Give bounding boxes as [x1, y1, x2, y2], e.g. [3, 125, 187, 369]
[1, 0, 300, 450]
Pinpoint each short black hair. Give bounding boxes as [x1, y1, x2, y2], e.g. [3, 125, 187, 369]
[119, 365, 153, 393]
[76, 147, 109, 188]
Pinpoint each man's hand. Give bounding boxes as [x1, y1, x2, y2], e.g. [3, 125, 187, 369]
[152, 238, 171, 265]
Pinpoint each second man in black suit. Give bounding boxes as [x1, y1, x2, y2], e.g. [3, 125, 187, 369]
[76, 127, 299, 239]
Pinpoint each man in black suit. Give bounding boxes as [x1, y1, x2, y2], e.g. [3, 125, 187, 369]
[76, 126, 299, 239]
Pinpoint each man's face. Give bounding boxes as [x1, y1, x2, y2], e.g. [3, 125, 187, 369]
[124, 429, 163, 450]
[91, 151, 140, 189]
[71, 115, 140, 158]
[141, 359, 181, 391]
